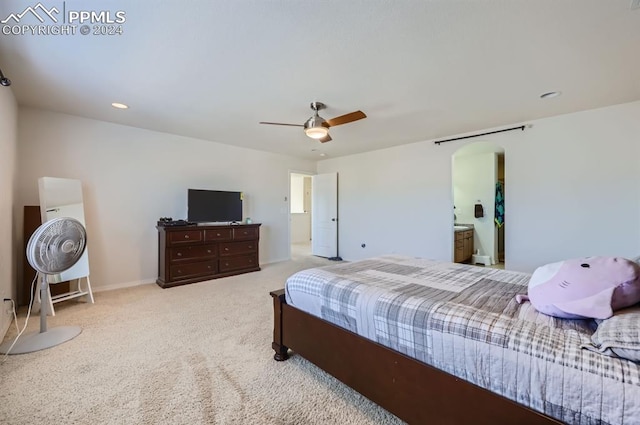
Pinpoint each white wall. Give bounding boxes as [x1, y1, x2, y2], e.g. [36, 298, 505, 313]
[318, 101, 640, 273]
[0, 87, 17, 339]
[16, 108, 316, 292]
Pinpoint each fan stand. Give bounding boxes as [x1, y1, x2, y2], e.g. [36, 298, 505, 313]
[0, 273, 81, 355]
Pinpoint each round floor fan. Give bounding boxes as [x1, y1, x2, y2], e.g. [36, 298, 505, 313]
[0, 217, 87, 354]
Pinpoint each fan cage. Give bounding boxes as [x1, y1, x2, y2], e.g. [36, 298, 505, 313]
[26, 217, 87, 274]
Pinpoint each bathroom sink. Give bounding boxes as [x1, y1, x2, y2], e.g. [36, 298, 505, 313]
[454, 225, 470, 231]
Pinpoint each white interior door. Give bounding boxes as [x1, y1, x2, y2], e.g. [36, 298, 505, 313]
[311, 173, 338, 258]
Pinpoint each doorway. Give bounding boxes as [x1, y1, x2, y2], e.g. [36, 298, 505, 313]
[288, 171, 339, 260]
[452, 142, 505, 269]
[289, 172, 313, 259]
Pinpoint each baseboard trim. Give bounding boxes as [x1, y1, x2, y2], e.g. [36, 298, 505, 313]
[263, 257, 289, 265]
[93, 279, 156, 293]
[92, 259, 294, 293]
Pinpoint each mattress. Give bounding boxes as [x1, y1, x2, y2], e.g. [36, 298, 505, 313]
[285, 255, 640, 425]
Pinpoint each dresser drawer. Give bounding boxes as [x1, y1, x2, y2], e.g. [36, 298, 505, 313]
[169, 245, 217, 262]
[233, 227, 258, 241]
[168, 229, 203, 246]
[169, 261, 217, 280]
[204, 228, 233, 242]
[219, 241, 257, 256]
[219, 254, 258, 272]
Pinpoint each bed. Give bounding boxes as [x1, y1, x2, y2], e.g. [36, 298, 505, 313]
[270, 255, 640, 425]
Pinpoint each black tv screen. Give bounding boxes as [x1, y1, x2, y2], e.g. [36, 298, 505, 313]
[187, 189, 243, 223]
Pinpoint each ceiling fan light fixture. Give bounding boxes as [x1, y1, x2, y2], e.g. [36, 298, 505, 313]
[304, 114, 329, 139]
[259, 101, 366, 144]
[305, 126, 329, 139]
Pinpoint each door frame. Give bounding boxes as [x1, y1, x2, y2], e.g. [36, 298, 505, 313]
[288, 170, 315, 260]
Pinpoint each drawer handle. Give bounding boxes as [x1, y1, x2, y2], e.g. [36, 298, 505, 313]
[216, 233, 221, 237]
[184, 235, 189, 239]
[225, 247, 229, 251]
[207, 249, 212, 254]
[248, 245, 253, 249]
[225, 263, 229, 266]
[243, 231, 248, 235]
[207, 265, 211, 269]
[177, 269, 182, 274]
[177, 252, 182, 257]
[249, 259, 253, 263]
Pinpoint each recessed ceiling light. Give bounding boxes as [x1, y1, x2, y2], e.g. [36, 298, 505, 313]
[319, 153, 326, 157]
[111, 102, 129, 109]
[540, 91, 561, 99]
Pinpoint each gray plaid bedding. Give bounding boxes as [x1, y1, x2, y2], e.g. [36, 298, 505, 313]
[285, 255, 640, 425]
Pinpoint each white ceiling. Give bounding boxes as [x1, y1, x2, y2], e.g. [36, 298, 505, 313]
[1, 0, 639, 160]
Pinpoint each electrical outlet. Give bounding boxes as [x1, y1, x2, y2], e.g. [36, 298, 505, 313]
[3, 297, 13, 317]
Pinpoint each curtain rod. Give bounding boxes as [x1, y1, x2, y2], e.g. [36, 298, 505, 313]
[434, 125, 526, 145]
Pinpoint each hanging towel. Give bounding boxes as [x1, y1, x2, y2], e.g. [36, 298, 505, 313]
[474, 203, 484, 218]
[495, 181, 504, 227]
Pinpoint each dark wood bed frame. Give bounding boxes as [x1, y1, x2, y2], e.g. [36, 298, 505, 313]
[271, 289, 564, 425]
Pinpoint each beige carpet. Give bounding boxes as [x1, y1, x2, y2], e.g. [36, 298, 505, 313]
[0, 256, 404, 425]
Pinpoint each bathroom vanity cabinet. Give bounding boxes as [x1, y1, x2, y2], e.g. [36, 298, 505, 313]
[454, 228, 474, 263]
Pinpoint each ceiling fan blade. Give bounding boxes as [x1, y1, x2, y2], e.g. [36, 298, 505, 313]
[319, 134, 332, 143]
[259, 121, 304, 127]
[326, 110, 366, 127]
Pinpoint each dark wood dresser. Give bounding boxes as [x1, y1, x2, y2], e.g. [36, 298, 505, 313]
[157, 223, 261, 288]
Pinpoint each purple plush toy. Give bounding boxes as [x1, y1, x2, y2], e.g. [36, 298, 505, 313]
[515, 256, 640, 319]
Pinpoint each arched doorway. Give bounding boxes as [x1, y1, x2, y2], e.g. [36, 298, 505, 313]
[452, 142, 505, 268]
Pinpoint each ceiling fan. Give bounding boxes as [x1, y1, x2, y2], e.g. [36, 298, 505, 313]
[259, 102, 366, 143]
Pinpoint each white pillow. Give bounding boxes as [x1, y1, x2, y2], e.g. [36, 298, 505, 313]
[582, 306, 640, 362]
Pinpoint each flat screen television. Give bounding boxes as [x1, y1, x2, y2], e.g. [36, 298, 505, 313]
[187, 189, 243, 223]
